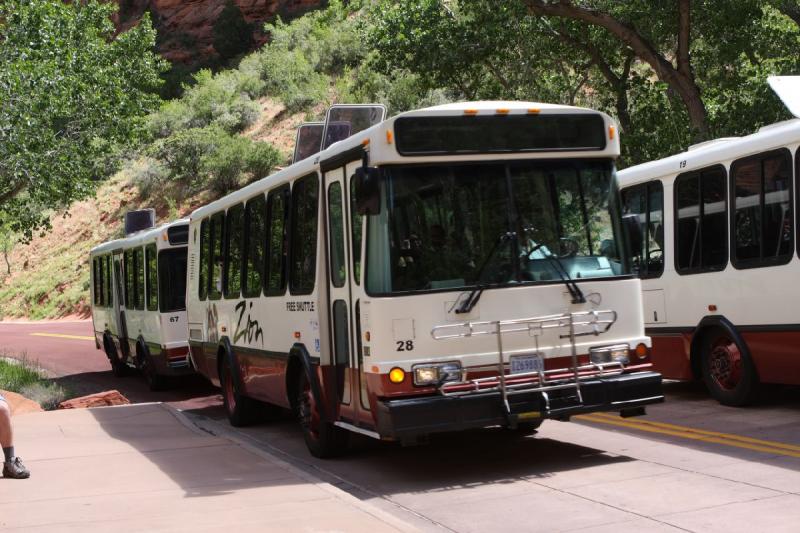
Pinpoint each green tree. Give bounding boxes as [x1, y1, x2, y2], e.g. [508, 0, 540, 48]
[213, 1, 254, 62]
[367, 0, 800, 164]
[0, 0, 165, 239]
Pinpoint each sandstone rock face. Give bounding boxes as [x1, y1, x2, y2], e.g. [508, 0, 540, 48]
[0, 390, 44, 416]
[112, 0, 324, 64]
[58, 390, 131, 409]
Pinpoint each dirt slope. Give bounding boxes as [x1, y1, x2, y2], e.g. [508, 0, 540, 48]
[0, 99, 307, 320]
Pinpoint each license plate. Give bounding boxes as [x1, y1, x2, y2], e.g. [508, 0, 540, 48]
[510, 353, 543, 374]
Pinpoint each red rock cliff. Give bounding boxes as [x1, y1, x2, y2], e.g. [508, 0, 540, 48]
[112, 0, 324, 64]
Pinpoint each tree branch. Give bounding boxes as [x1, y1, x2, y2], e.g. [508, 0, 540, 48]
[524, 0, 709, 139]
[677, 0, 692, 78]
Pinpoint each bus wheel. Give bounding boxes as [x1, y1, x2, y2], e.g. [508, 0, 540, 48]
[140, 350, 167, 392]
[512, 420, 543, 435]
[297, 371, 348, 458]
[104, 338, 127, 378]
[701, 330, 758, 406]
[220, 357, 255, 427]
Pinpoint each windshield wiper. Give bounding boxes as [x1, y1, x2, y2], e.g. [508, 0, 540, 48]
[530, 243, 586, 304]
[455, 232, 514, 314]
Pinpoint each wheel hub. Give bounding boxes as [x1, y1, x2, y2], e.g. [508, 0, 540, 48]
[709, 337, 742, 391]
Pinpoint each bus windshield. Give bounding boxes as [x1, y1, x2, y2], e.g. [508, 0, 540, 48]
[365, 160, 628, 295]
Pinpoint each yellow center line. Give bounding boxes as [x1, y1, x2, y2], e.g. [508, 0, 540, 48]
[29, 333, 95, 341]
[576, 413, 800, 458]
[585, 411, 800, 453]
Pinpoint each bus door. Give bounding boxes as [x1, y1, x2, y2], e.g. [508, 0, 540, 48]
[324, 164, 368, 424]
[111, 251, 129, 356]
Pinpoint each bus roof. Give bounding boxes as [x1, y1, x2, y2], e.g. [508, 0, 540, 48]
[90, 218, 189, 255]
[189, 101, 618, 221]
[618, 118, 800, 187]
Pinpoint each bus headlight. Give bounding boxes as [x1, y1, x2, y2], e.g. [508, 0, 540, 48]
[589, 344, 630, 365]
[412, 362, 463, 386]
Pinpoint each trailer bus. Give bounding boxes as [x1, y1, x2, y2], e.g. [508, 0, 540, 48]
[90, 216, 192, 390]
[617, 76, 800, 406]
[186, 101, 664, 457]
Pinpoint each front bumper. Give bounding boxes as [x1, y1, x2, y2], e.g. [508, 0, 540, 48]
[375, 371, 663, 440]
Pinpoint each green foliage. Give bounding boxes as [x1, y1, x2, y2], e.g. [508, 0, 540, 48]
[0, 355, 68, 410]
[147, 126, 281, 195]
[0, 0, 166, 239]
[213, 1, 254, 61]
[365, 0, 800, 165]
[148, 69, 263, 138]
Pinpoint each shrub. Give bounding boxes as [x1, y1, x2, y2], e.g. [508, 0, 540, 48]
[146, 126, 282, 195]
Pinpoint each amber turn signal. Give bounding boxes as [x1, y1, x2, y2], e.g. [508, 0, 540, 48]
[389, 367, 406, 383]
[634, 343, 649, 359]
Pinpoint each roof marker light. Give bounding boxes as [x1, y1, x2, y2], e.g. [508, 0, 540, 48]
[361, 138, 370, 146]
[496, 108, 510, 115]
[464, 109, 478, 115]
[527, 108, 540, 114]
[386, 130, 393, 144]
[609, 125, 616, 140]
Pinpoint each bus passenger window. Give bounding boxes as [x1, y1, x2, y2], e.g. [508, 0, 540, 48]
[199, 219, 209, 300]
[243, 195, 266, 297]
[105, 256, 113, 307]
[93, 258, 101, 306]
[266, 186, 289, 295]
[621, 181, 663, 277]
[146, 244, 158, 311]
[209, 212, 224, 300]
[732, 150, 792, 268]
[135, 247, 145, 310]
[224, 203, 243, 299]
[675, 167, 727, 274]
[124, 250, 135, 308]
[290, 174, 319, 295]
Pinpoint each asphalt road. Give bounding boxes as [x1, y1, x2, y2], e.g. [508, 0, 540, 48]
[4, 319, 800, 532]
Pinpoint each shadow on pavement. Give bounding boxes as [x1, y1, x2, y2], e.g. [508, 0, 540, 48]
[85, 403, 302, 499]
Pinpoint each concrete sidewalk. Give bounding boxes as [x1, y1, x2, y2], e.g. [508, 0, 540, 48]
[0, 403, 417, 532]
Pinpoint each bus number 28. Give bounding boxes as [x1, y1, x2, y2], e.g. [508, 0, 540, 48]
[396, 340, 414, 351]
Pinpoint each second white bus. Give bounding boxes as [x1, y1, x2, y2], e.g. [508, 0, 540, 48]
[618, 77, 800, 406]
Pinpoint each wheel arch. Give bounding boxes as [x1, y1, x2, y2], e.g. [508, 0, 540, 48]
[216, 336, 243, 391]
[689, 315, 752, 380]
[286, 343, 326, 420]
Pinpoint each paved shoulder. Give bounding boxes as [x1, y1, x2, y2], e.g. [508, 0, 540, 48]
[0, 403, 416, 532]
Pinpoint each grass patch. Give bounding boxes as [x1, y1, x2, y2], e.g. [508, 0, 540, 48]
[0, 355, 69, 410]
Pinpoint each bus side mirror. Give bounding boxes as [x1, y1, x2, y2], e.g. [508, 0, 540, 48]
[622, 214, 643, 256]
[354, 166, 381, 215]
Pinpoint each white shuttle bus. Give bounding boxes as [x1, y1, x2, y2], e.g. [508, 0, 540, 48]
[90, 216, 192, 390]
[186, 102, 663, 457]
[617, 77, 800, 406]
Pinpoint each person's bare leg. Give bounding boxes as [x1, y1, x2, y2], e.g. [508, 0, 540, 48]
[1, 399, 30, 479]
[0, 400, 11, 449]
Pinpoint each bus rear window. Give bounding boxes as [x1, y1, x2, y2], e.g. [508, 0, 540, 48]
[159, 248, 187, 312]
[394, 114, 606, 155]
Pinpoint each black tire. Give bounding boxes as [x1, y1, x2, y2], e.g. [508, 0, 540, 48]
[220, 355, 258, 427]
[512, 419, 544, 435]
[138, 345, 168, 392]
[297, 370, 348, 458]
[701, 328, 759, 406]
[104, 337, 128, 377]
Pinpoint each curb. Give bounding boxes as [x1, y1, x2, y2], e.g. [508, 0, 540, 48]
[164, 403, 421, 533]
